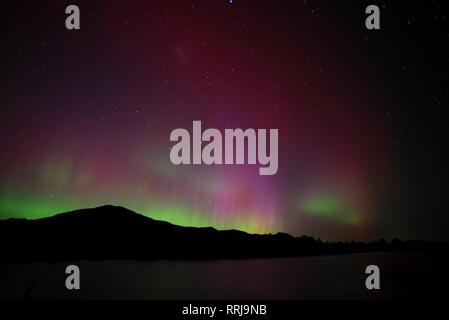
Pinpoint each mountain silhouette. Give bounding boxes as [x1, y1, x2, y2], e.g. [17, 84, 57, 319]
[0, 205, 446, 262]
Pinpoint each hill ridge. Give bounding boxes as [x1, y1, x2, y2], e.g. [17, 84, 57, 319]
[0, 205, 446, 262]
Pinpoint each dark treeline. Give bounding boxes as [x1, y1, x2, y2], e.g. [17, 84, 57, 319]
[0, 205, 447, 262]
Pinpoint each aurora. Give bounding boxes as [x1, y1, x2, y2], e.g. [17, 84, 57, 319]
[1, 0, 447, 243]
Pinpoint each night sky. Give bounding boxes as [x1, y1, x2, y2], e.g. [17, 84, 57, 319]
[0, 0, 448, 241]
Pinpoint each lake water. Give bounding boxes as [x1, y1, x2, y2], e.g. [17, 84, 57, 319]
[0, 252, 446, 299]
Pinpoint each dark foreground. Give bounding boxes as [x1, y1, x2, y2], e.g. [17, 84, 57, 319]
[0, 252, 447, 300]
